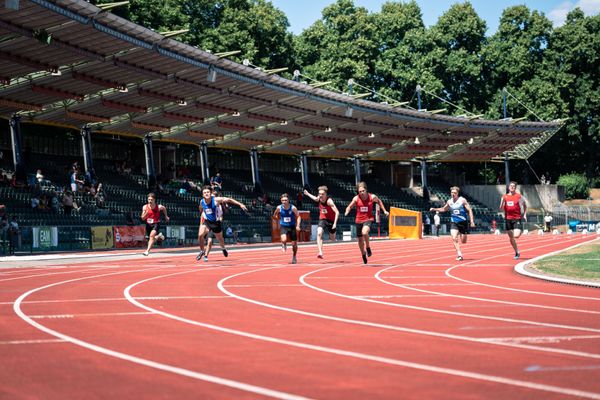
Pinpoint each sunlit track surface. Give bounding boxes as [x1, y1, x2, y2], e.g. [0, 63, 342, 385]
[2, 234, 599, 399]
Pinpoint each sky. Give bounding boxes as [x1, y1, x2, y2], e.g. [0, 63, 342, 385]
[270, 0, 600, 35]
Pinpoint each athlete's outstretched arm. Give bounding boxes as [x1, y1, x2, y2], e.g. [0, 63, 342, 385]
[429, 203, 449, 213]
[159, 204, 170, 222]
[217, 196, 248, 212]
[345, 196, 358, 216]
[373, 195, 389, 216]
[303, 189, 318, 202]
[294, 206, 301, 230]
[328, 198, 340, 228]
[463, 200, 476, 227]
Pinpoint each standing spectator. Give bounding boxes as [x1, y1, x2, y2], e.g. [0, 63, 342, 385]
[434, 211, 441, 237]
[95, 183, 106, 209]
[70, 169, 83, 192]
[491, 219, 497, 233]
[424, 214, 431, 235]
[544, 213, 553, 232]
[8, 216, 19, 254]
[31, 195, 40, 210]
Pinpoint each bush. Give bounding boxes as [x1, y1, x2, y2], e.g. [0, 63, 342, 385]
[591, 176, 600, 189]
[557, 173, 590, 200]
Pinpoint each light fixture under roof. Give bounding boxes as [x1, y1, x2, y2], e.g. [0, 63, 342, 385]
[414, 137, 420, 144]
[178, 100, 187, 106]
[325, 127, 332, 132]
[232, 111, 240, 117]
[207, 66, 217, 83]
[345, 106, 353, 118]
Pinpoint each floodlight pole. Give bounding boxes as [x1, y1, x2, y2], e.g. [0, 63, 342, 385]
[502, 87, 508, 119]
[8, 114, 24, 178]
[250, 148, 261, 189]
[143, 134, 156, 190]
[417, 85, 422, 110]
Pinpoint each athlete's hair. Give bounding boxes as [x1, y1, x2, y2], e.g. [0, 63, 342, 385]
[509, 181, 518, 187]
[147, 192, 156, 200]
[280, 193, 290, 200]
[357, 182, 367, 192]
[450, 186, 460, 193]
[202, 185, 212, 192]
[318, 186, 328, 193]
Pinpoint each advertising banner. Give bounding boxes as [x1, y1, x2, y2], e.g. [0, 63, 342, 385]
[114, 225, 146, 248]
[32, 226, 58, 249]
[91, 226, 114, 249]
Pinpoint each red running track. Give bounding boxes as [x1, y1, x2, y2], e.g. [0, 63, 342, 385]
[1, 234, 599, 399]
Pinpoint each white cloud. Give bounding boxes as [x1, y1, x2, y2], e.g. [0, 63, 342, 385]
[548, 0, 600, 26]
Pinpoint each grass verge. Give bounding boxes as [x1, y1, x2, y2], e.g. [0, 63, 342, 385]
[531, 241, 600, 281]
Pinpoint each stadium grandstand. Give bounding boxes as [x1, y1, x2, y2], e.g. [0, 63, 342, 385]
[0, 0, 564, 254]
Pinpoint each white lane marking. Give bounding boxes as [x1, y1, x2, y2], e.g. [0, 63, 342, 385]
[13, 267, 311, 400]
[30, 312, 154, 319]
[225, 284, 305, 287]
[525, 364, 600, 372]
[215, 266, 600, 359]
[357, 295, 441, 299]
[0, 339, 66, 345]
[125, 269, 600, 399]
[448, 236, 600, 298]
[374, 238, 600, 314]
[482, 335, 600, 344]
[0, 295, 230, 305]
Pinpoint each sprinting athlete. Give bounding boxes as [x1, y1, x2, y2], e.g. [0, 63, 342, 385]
[141, 192, 169, 256]
[197, 185, 247, 262]
[344, 181, 389, 264]
[273, 193, 301, 264]
[430, 186, 475, 261]
[304, 186, 340, 259]
[199, 188, 223, 262]
[499, 181, 527, 259]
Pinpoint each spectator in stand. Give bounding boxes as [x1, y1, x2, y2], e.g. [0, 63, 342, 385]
[424, 214, 431, 235]
[38, 194, 49, 212]
[211, 172, 223, 192]
[70, 169, 83, 192]
[62, 190, 75, 216]
[31, 194, 40, 210]
[8, 216, 19, 254]
[434, 211, 441, 237]
[50, 190, 60, 214]
[36, 169, 45, 183]
[95, 183, 107, 209]
[0, 206, 7, 236]
[296, 191, 303, 209]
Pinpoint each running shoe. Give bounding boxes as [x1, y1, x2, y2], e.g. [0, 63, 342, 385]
[282, 243, 287, 252]
[514, 252, 520, 260]
[456, 255, 463, 261]
[196, 250, 205, 261]
[366, 247, 372, 257]
[291, 256, 297, 264]
[203, 255, 208, 262]
[156, 232, 165, 241]
[142, 251, 149, 256]
[362, 254, 368, 264]
[222, 248, 229, 257]
[317, 253, 323, 259]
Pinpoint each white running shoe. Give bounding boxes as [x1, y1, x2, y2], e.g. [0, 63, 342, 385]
[142, 251, 149, 256]
[156, 233, 165, 241]
[456, 255, 463, 261]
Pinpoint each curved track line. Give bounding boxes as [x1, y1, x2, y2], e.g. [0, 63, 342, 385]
[124, 269, 600, 399]
[375, 237, 600, 312]
[210, 266, 600, 358]
[12, 267, 310, 400]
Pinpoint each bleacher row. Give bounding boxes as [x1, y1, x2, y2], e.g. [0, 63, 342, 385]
[1, 153, 504, 254]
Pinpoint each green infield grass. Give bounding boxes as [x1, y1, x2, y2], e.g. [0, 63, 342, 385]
[531, 241, 600, 281]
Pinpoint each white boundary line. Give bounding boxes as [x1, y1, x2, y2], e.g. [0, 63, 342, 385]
[12, 267, 311, 400]
[514, 237, 600, 288]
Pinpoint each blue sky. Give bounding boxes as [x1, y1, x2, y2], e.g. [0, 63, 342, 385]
[270, 0, 600, 35]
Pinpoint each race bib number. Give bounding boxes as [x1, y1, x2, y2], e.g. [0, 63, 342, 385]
[283, 217, 291, 223]
[360, 206, 369, 212]
[205, 209, 213, 215]
[507, 201, 514, 207]
[147, 218, 154, 224]
[453, 210, 460, 215]
[321, 209, 327, 214]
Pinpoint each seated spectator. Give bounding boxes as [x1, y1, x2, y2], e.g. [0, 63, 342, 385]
[31, 195, 40, 210]
[62, 190, 75, 215]
[70, 169, 83, 192]
[211, 173, 223, 192]
[38, 195, 49, 212]
[36, 169, 45, 183]
[50, 192, 60, 214]
[95, 183, 106, 209]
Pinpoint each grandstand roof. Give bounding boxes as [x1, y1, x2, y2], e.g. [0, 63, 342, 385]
[0, 0, 562, 162]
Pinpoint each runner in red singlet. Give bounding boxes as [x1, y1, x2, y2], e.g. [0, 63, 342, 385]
[499, 181, 527, 259]
[304, 186, 339, 259]
[344, 182, 389, 264]
[141, 192, 169, 256]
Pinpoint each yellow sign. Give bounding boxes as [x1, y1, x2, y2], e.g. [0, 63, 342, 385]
[91, 226, 114, 249]
[388, 207, 422, 240]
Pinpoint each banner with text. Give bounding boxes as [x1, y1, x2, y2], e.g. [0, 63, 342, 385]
[114, 225, 146, 248]
[91, 226, 114, 249]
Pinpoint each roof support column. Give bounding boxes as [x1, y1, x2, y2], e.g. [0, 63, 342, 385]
[353, 157, 361, 186]
[143, 134, 156, 190]
[504, 153, 510, 194]
[80, 125, 94, 177]
[9, 114, 25, 183]
[420, 159, 429, 203]
[199, 142, 210, 185]
[250, 148, 260, 188]
[300, 154, 309, 190]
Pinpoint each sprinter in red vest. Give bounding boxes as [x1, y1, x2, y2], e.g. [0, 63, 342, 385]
[141, 192, 169, 256]
[345, 181, 389, 264]
[304, 186, 340, 259]
[499, 181, 527, 259]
